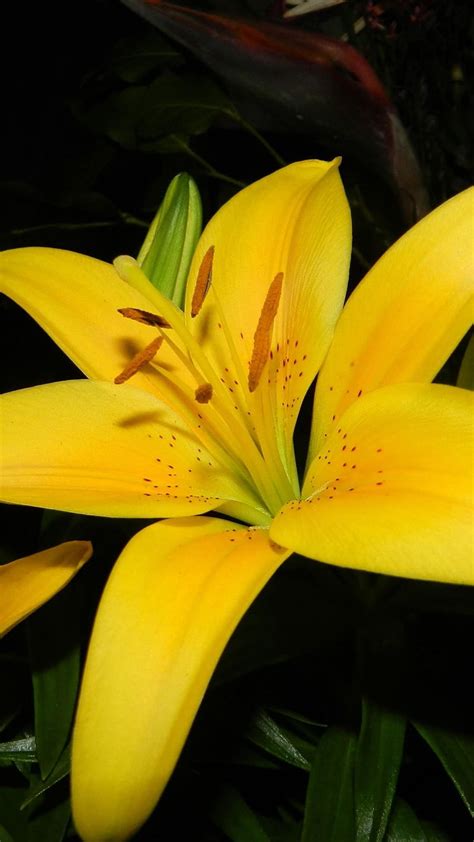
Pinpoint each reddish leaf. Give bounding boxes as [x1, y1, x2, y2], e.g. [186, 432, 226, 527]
[120, 0, 428, 222]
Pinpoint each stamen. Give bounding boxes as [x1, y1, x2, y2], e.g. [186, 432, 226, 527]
[114, 254, 285, 513]
[114, 336, 163, 384]
[195, 383, 213, 404]
[191, 245, 214, 317]
[118, 307, 171, 328]
[248, 272, 283, 392]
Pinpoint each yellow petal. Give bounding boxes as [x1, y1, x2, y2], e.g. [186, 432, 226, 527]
[0, 247, 189, 397]
[186, 160, 351, 486]
[271, 383, 474, 584]
[1, 380, 264, 519]
[0, 541, 92, 637]
[309, 187, 474, 460]
[72, 517, 289, 842]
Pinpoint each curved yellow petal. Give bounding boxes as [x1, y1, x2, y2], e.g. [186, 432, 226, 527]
[309, 187, 474, 461]
[0, 247, 189, 397]
[271, 383, 474, 584]
[186, 160, 351, 486]
[71, 517, 289, 842]
[0, 541, 92, 637]
[1, 380, 263, 519]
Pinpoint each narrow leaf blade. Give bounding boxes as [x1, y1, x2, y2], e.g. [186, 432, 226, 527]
[246, 709, 311, 771]
[302, 725, 356, 842]
[28, 578, 82, 779]
[385, 798, 427, 842]
[354, 699, 406, 842]
[211, 784, 271, 842]
[414, 722, 474, 816]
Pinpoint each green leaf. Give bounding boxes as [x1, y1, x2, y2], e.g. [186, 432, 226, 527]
[138, 74, 238, 144]
[413, 721, 474, 815]
[211, 784, 271, 842]
[110, 32, 182, 83]
[259, 815, 302, 842]
[0, 822, 15, 842]
[226, 744, 280, 769]
[27, 792, 70, 842]
[0, 785, 29, 839]
[22, 745, 71, 809]
[384, 798, 427, 842]
[268, 707, 327, 746]
[420, 821, 451, 841]
[27, 576, 82, 779]
[246, 709, 311, 771]
[354, 699, 406, 842]
[302, 725, 357, 842]
[78, 85, 148, 149]
[0, 736, 36, 763]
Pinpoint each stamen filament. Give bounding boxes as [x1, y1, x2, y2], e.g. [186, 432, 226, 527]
[158, 318, 283, 507]
[204, 283, 256, 439]
[250, 384, 298, 501]
[206, 281, 297, 501]
[114, 256, 284, 512]
[146, 366, 269, 511]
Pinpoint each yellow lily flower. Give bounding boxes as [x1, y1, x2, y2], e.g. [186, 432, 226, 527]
[0, 160, 473, 841]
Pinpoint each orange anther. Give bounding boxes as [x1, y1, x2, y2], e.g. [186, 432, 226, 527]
[118, 307, 171, 328]
[248, 272, 283, 392]
[114, 336, 163, 384]
[195, 383, 213, 404]
[191, 245, 214, 317]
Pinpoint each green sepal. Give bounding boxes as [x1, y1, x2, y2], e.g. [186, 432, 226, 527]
[137, 172, 202, 308]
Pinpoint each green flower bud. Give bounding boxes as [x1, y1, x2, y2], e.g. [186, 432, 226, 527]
[138, 173, 202, 309]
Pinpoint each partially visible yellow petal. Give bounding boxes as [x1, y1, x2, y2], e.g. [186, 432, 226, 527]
[0, 247, 191, 397]
[309, 187, 474, 461]
[72, 517, 289, 842]
[271, 383, 474, 584]
[0, 541, 92, 637]
[186, 160, 351, 484]
[1, 381, 264, 519]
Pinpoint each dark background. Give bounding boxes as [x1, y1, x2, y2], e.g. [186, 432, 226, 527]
[1, 2, 473, 840]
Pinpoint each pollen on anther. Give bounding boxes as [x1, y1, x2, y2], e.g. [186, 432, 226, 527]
[195, 383, 213, 404]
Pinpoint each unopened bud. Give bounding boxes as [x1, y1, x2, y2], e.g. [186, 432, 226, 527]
[137, 173, 202, 309]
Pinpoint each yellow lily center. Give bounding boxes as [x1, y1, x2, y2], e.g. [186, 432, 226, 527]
[114, 254, 300, 520]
